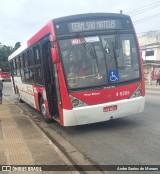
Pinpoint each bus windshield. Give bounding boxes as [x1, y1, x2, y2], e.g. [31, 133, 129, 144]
[59, 33, 140, 89]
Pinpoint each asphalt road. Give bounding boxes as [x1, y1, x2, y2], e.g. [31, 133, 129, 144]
[3, 82, 160, 174]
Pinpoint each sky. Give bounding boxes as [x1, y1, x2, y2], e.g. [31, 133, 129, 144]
[1, 0, 160, 46]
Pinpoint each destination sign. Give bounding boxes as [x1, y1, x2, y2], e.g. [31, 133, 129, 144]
[54, 17, 132, 35]
[68, 20, 121, 32]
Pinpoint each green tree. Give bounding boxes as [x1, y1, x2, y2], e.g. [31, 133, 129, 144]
[0, 45, 13, 67]
[0, 42, 21, 68]
[13, 42, 21, 51]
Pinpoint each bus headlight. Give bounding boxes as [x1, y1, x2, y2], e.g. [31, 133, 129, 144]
[72, 99, 79, 107]
[130, 85, 142, 98]
[69, 95, 87, 108]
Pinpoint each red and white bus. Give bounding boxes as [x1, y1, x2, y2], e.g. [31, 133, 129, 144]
[0, 68, 11, 82]
[8, 13, 145, 126]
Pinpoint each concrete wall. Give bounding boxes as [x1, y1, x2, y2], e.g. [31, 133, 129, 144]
[141, 47, 160, 61]
[138, 32, 160, 46]
[156, 48, 160, 60]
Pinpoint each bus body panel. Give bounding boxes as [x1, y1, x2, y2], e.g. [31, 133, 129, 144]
[57, 63, 72, 109]
[63, 96, 145, 126]
[27, 21, 56, 47]
[69, 82, 142, 106]
[14, 77, 52, 118]
[18, 81, 36, 108]
[133, 23, 145, 97]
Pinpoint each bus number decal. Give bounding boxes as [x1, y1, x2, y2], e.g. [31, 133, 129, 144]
[116, 91, 130, 97]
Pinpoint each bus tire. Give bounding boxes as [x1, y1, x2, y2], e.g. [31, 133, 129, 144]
[16, 87, 24, 103]
[39, 97, 52, 123]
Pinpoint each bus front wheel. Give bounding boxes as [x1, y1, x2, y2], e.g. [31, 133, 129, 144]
[39, 98, 52, 123]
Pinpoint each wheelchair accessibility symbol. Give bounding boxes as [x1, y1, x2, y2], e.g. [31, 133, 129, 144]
[108, 70, 119, 82]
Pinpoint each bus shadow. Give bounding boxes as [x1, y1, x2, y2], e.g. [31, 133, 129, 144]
[60, 116, 143, 135]
[16, 100, 143, 136]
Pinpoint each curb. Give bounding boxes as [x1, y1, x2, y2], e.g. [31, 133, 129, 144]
[5, 96, 104, 174]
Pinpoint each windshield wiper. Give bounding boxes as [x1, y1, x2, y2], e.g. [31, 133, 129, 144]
[110, 31, 120, 70]
[77, 33, 100, 74]
[77, 33, 96, 59]
[115, 30, 120, 57]
[112, 42, 118, 69]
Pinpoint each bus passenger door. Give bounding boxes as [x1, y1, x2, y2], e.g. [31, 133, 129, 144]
[41, 39, 59, 119]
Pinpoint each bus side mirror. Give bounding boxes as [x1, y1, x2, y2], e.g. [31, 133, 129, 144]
[51, 47, 60, 64]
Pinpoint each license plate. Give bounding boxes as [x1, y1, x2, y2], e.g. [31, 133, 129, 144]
[103, 105, 117, 112]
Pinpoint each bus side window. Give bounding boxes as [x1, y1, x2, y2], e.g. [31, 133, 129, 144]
[9, 61, 14, 77]
[29, 67, 35, 84]
[26, 49, 35, 84]
[13, 59, 17, 76]
[33, 45, 43, 85]
[23, 52, 29, 67]
[27, 49, 34, 66]
[21, 69, 25, 83]
[19, 55, 24, 68]
[33, 45, 41, 65]
[25, 69, 30, 83]
[19, 54, 25, 83]
[16, 57, 20, 77]
[35, 66, 43, 85]
[9, 61, 13, 71]
[21, 52, 27, 82]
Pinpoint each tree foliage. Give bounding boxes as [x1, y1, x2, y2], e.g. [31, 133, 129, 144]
[13, 42, 21, 52]
[0, 42, 21, 68]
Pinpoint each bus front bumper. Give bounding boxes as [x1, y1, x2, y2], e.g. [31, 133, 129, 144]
[0, 78, 11, 82]
[62, 96, 145, 126]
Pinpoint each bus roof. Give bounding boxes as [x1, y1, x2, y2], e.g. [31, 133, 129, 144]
[8, 13, 130, 61]
[8, 43, 27, 61]
[53, 13, 130, 24]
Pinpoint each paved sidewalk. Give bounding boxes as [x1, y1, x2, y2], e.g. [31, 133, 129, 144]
[145, 84, 160, 90]
[0, 97, 73, 174]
